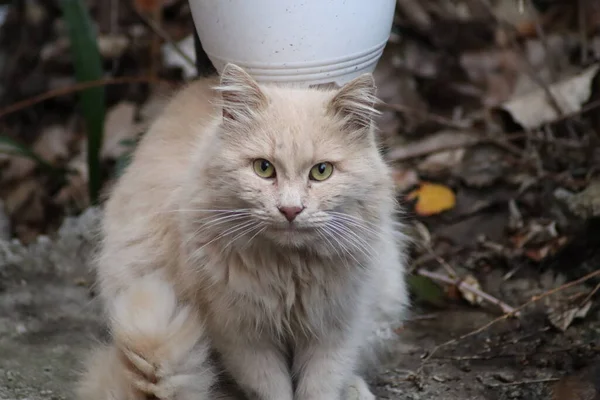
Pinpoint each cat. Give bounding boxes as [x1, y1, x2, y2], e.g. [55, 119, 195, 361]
[76, 63, 409, 400]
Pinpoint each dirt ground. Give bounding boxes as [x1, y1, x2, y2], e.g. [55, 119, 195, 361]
[1, 209, 598, 400]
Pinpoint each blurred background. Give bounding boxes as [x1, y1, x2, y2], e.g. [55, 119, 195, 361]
[0, 1, 599, 399]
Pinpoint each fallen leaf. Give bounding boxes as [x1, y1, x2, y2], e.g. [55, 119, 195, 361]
[4, 178, 46, 228]
[406, 182, 456, 216]
[32, 125, 72, 165]
[459, 274, 484, 306]
[0, 155, 36, 184]
[53, 155, 89, 211]
[406, 274, 447, 307]
[524, 237, 568, 262]
[498, 63, 600, 129]
[548, 300, 592, 332]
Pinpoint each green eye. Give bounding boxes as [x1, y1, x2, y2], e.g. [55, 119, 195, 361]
[253, 159, 276, 178]
[309, 162, 333, 181]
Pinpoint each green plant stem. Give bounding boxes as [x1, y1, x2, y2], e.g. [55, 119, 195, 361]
[61, 0, 105, 204]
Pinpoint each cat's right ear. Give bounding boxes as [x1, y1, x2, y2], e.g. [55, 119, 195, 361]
[215, 64, 268, 124]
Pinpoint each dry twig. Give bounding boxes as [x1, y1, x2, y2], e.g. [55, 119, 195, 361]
[0, 76, 178, 120]
[417, 268, 600, 374]
[417, 268, 518, 315]
[484, 377, 560, 387]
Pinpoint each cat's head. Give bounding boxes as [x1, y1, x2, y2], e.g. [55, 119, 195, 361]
[190, 64, 395, 254]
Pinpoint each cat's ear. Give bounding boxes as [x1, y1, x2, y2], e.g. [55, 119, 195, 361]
[328, 74, 380, 132]
[216, 63, 268, 124]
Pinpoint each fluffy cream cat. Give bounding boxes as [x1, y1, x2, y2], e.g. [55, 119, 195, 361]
[77, 64, 409, 400]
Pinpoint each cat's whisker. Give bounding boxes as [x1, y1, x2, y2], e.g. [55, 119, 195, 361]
[187, 220, 256, 263]
[223, 221, 264, 250]
[323, 225, 361, 265]
[332, 218, 382, 240]
[327, 212, 382, 237]
[327, 211, 381, 229]
[328, 221, 375, 259]
[184, 214, 252, 248]
[328, 221, 374, 262]
[242, 225, 267, 250]
[316, 227, 343, 259]
[193, 213, 252, 234]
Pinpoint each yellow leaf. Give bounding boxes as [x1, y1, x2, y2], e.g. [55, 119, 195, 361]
[406, 182, 456, 216]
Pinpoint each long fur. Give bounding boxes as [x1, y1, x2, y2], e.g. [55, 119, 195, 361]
[79, 64, 409, 400]
[77, 273, 215, 400]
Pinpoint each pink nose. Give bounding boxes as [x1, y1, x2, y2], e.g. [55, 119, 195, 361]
[278, 206, 304, 222]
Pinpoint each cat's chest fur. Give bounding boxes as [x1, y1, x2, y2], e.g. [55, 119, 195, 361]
[194, 244, 366, 340]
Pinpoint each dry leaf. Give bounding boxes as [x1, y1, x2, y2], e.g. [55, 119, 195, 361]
[0, 155, 36, 184]
[32, 125, 71, 164]
[523, 237, 568, 262]
[548, 300, 592, 332]
[459, 274, 484, 306]
[406, 182, 456, 216]
[498, 64, 600, 129]
[53, 155, 89, 210]
[4, 178, 46, 227]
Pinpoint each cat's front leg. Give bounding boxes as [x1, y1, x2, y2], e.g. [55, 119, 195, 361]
[293, 334, 372, 400]
[215, 336, 294, 400]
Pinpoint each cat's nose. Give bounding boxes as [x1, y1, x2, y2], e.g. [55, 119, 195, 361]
[278, 206, 304, 222]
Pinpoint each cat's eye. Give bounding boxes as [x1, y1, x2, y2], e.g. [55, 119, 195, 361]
[309, 162, 334, 181]
[253, 158, 276, 178]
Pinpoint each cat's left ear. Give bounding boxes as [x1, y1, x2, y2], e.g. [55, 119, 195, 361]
[328, 74, 380, 133]
[216, 63, 268, 124]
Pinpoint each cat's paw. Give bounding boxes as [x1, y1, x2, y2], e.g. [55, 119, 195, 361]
[345, 376, 375, 400]
[119, 346, 174, 399]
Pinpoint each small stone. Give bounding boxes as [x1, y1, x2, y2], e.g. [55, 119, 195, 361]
[15, 323, 27, 334]
[493, 371, 515, 383]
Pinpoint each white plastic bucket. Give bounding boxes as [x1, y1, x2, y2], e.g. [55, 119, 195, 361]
[189, 0, 397, 87]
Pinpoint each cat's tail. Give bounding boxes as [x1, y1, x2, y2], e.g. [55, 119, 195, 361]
[76, 272, 215, 400]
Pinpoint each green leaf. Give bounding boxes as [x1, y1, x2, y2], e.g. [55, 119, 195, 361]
[407, 274, 447, 307]
[61, 0, 105, 204]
